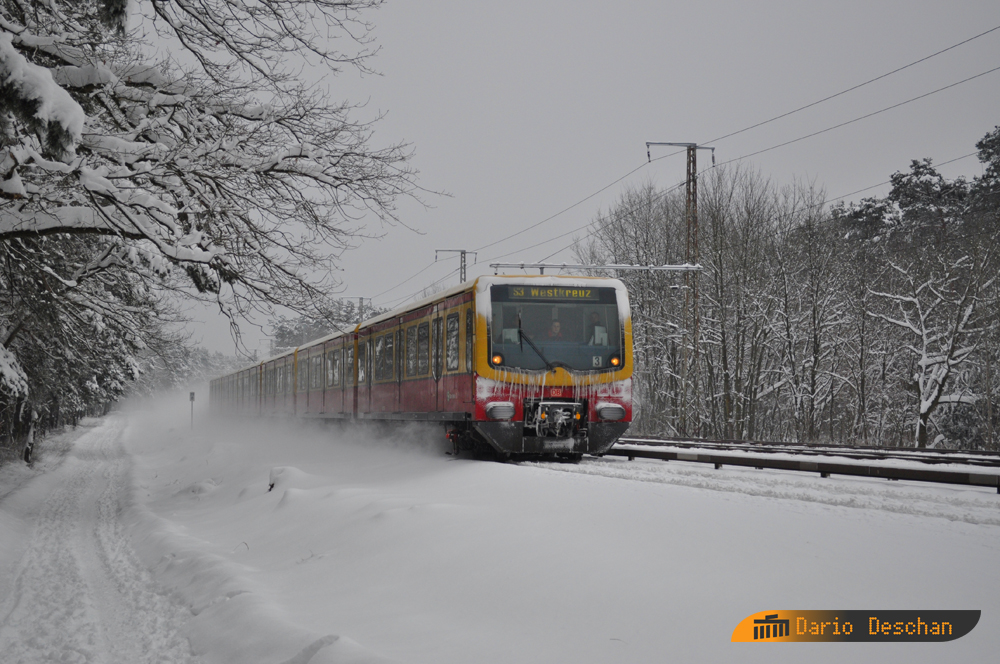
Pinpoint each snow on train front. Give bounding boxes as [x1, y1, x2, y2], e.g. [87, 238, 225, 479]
[464, 276, 633, 459]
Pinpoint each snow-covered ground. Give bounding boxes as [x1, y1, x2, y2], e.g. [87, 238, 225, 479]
[1, 392, 998, 663]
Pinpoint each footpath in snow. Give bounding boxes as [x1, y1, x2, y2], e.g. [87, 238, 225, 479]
[1, 393, 999, 663]
[0, 418, 192, 663]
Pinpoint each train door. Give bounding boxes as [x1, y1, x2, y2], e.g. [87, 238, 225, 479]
[323, 342, 341, 416]
[345, 336, 357, 418]
[357, 333, 371, 414]
[396, 324, 404, 410]
[431, 314, 443, 410]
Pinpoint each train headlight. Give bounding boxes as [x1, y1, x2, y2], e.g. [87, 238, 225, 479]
[485, 401, 515, 420]
[609, 354, 622, 367]
[596, 403, 626, 421]
[491, 353, 504, 366]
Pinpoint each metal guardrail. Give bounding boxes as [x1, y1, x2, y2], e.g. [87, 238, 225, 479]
[605, 445, 1000, 493]
[617, 436, 1000, 468]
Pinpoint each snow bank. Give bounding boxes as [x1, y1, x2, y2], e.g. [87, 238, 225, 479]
[125, 501, 392, 664]
[116, 392, 1000, 663]
[121, 393, 405, 663]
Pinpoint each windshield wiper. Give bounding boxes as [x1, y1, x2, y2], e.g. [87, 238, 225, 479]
[518, 313, 558, 372]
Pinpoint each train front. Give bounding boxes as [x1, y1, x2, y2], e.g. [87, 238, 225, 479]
[472, 276, 633, 458]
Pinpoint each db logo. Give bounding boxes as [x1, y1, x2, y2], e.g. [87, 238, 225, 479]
[550, 388, 563, 397]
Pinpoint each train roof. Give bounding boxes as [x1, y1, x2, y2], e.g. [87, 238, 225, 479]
[214, 273, 628, 378]
[360, 273, 626, 329]
[360, 278, 478, 329]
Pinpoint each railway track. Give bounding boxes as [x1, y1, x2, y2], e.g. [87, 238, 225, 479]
[607, 436, 1000, 493]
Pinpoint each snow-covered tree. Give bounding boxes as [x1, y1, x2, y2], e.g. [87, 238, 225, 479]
[579, 127, 1000, 448]
[576, 182, 688, 435]
[0, 0, 414, 450]
[269, 299, 387, 354]
[698, 165, 779, 440]
[0, 232, 170, 448]
[2, 0, 413, 317]
[869, 254, 995, 447]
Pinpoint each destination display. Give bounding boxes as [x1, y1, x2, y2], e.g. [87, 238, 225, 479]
[508, 286, 600, 301]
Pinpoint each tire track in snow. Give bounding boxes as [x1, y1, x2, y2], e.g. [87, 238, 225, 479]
[0, 416, 195, 663]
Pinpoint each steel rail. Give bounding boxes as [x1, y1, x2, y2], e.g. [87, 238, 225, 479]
[605, 446, 1000, 493]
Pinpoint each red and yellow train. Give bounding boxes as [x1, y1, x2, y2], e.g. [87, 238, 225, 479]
[210, 275, 633, 460]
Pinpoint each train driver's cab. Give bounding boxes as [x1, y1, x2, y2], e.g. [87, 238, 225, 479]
[489, 284, 623, 371]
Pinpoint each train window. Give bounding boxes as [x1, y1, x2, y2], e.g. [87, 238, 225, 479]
[326, 350, 340, 387]
[346, 345, 355, 386]
[298, 357, 308, 392]
[466, 308, 474, 372]
[417, 322, 430, 375]
[376, 332, 393, 381]
[373, 334, 385, 381]
[310, 355, 321, 389]
[357, 341, 367, 384]
[406, 325, 418, 377]
[396, 329, 404, 382]
[432, 317, 443, 379]
[367, 341, 373, 384]
[385, 332, 394, 380]
[446, 313, 460, 371]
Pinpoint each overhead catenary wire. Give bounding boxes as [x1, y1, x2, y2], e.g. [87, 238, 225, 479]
[486, 60, 1000, 265]
[373, 31, 1000, 305]
[711, 65, 1000, 167]
[377, 266, 462, 309]
[368, 253, 458, 302]
[385, 148, 983, 304]
[699, 24, 1000, 146]
[466, 24, 1000, 258]
[389, 137, 984, 306]
[508, 152, 978, 262]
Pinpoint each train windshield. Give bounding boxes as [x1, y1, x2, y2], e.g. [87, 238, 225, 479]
[489, 284, 622, 372]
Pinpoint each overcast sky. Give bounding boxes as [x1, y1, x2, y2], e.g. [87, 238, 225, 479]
[188, 0, 1000, 355]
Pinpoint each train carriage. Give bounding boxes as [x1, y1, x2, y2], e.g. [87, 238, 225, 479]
[210, 275, 633, 459]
